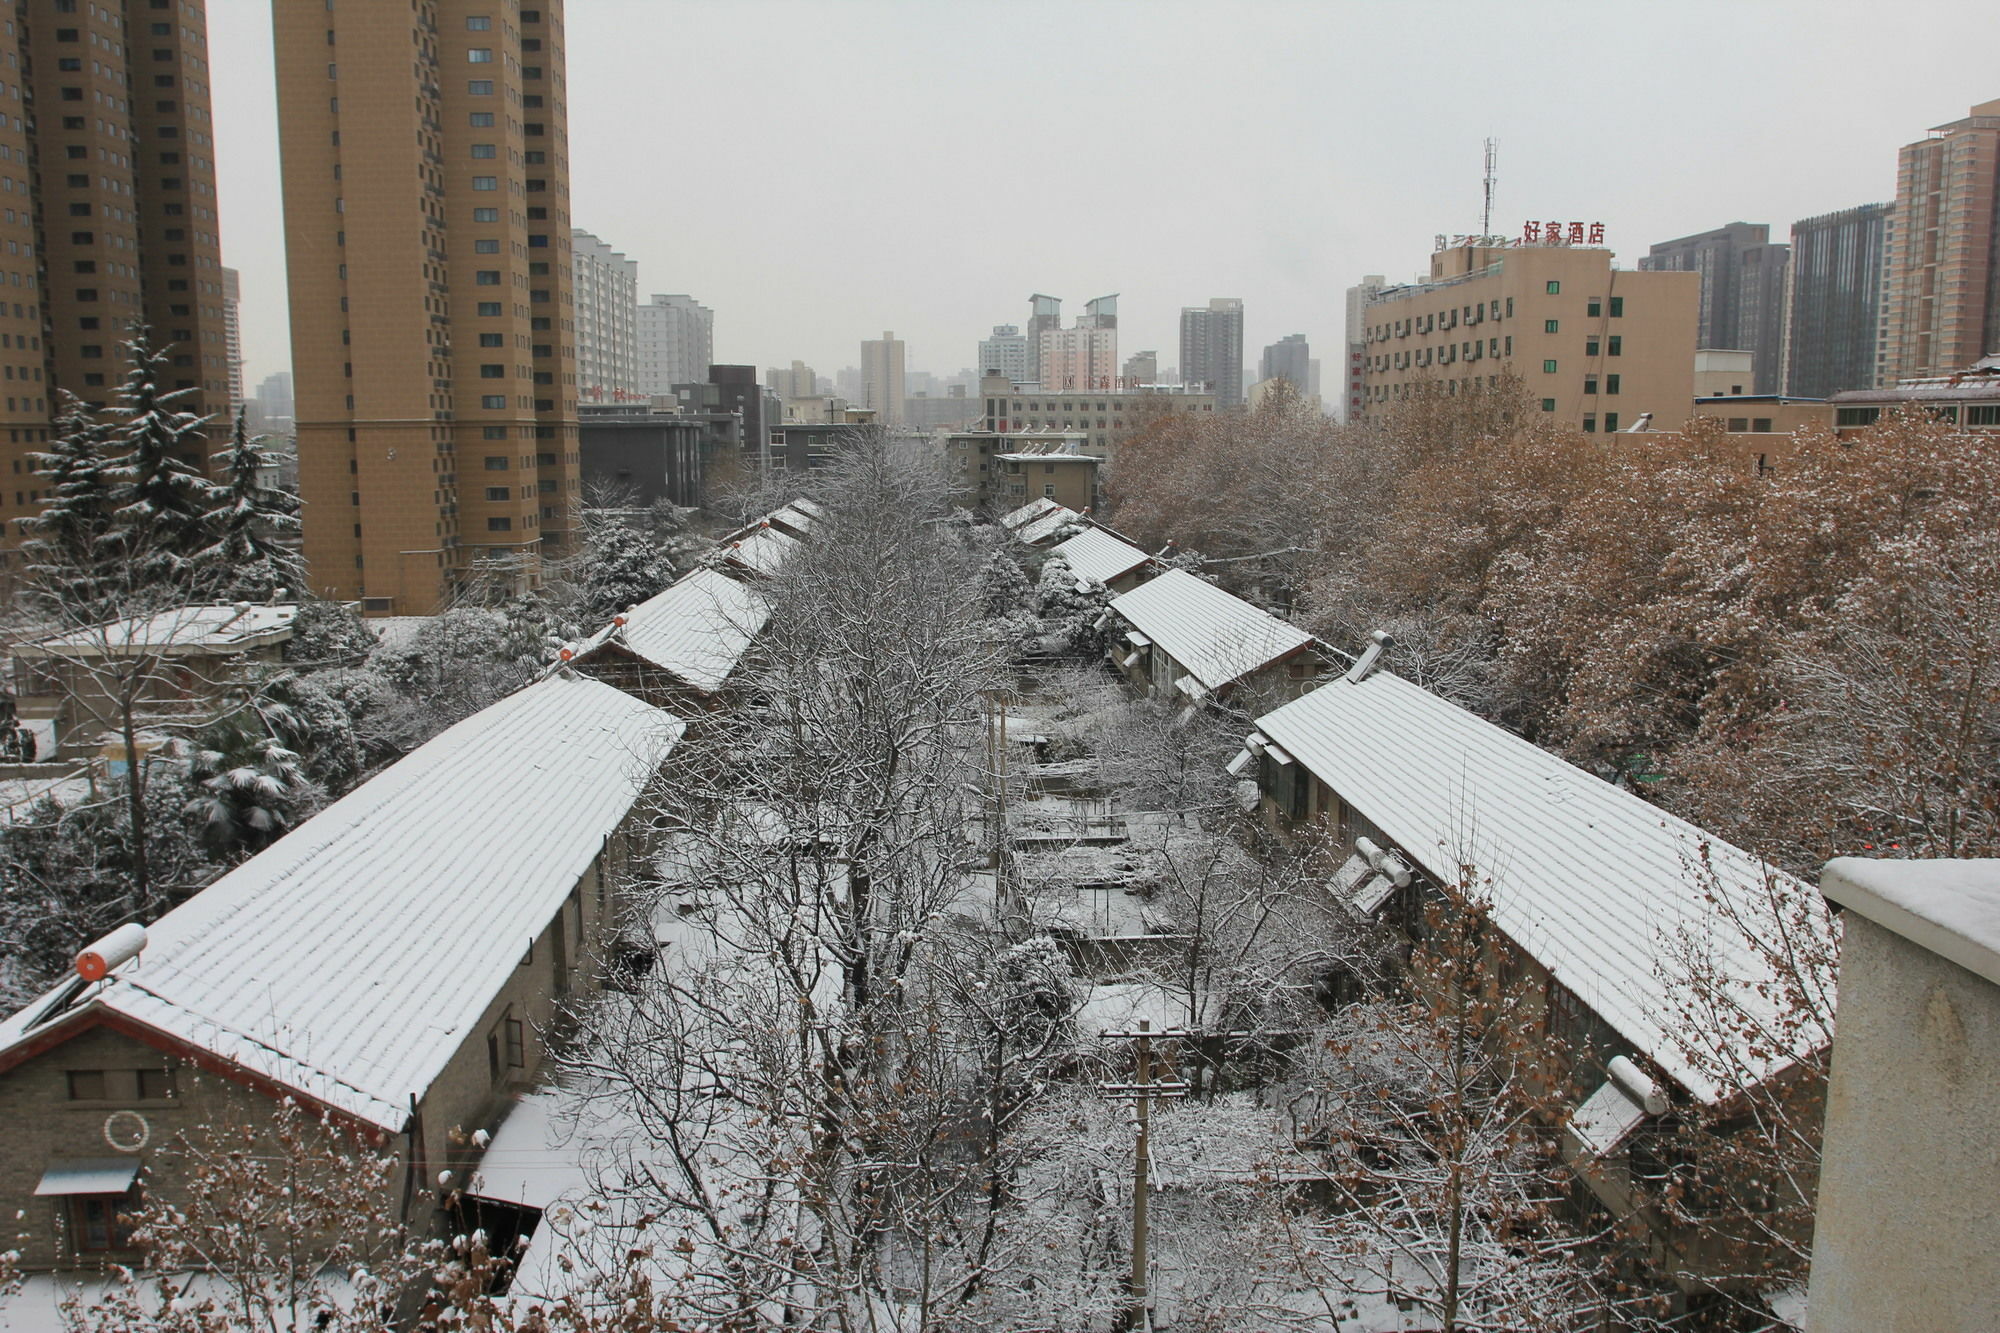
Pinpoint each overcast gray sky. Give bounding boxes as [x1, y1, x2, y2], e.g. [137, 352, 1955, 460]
[214, 0, 1995, 389]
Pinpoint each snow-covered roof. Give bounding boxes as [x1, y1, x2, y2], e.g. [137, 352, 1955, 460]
[767, 500, 817, 536]
[0, 675, 683, 1131]
[14, 603, 301, 658]
[567, 566, 770, 694]
[1052, 527, 1151, 587]
[999, 496, 1062, 530]
[1015, 505, 1083, 546]
[719, 523, 802, 578]
[366, 615, 435, 656]
[1108, 570, 1312, 692]
[1250, 668, 1824, 1104]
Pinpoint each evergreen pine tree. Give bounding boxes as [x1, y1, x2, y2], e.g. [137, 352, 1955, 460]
[579, 512, 673, 621]
[198, 406, 302, 599]
[19, 392, 120, 615]
[101, 329, 220, 585]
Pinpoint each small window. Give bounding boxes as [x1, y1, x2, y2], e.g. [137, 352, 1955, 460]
[474, 238, 499, 253]
[468, 79, 493, 95]
[1835, 406, 1880, 427]
[471, 176, 497, 191]
[1727, 417, 1750, 432]
[1544, 319, 1559, 334]
[466, 15, 491, 29]
[483, 425, 508, 439]
[1752, 418, 1772, 432]
[69, 1195, 135, 1253]
[505, 1017, 525, 1067]
[1586, 337, 1600, 356]
[1587, 299, 1602, 318]
[479, 332, 503, 347]
[481, 364, 505, 378]
[1609, 297, 1624, 318]
[1542, 359, 1558, 374]
[1604, 412, 1620, 432]
[469, 112, 494, 127]
[66, 1070, 107, 1100]
[478, 302, 502, 316]
[467, 48, 493, 63]
[487, 515, 512, 531]
[475, 269, 500, 285]
[484, 486, 509, 501]
[484, 455, 508, 470]
[1540, 398, 1557, 412]
[470, 143, 496, 159]
[1608, 336, 1623, 357]
[473, 207, 499, 222]
[135, 1068, 174, 1101]
[1545, 280, 1560, 295]
[1605, 374, 1621, 395]
[1582, 414, 1597, 433]
[480, 395, 506, 409]
[1584, 376, 1598, 395]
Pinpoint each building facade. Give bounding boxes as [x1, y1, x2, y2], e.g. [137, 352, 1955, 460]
[1784, 203, 1891, 398]
[767, 360, 817, 401]
[1260, 334, 1311, 395]
[1344, 275, 1387, 421]
[636, 294, 713, 397]
[977, 325, 1030, 387]
[860, 331, 905, 426]
[1879, 99, 2000, 384]
[1180, 297, 1244, 408]
[1025, 293, 1061, 387]
[1358, 242, 1699, 433]
[977, 372, 1214, 468]
[571, 230, 639, 405]
[1641, 223, 1790, 395]
[1123, 349, 1158, 387]
[222, 268, 244, 410]
[276, 0, 579, 615]
[0, 1, 233, 549]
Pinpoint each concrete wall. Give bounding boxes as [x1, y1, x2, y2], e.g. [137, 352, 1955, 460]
[1808, 907, 2000, 1331]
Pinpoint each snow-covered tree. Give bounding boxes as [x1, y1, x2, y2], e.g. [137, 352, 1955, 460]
[1035, 552, 1112, 659]
[100, 331, 220, 585]
[183, 720, 311, 859]
[197, 407, 302, 601]
[281, 599, 378, 669]
[575, 510, 673, 622]
[19, 392, 121, 616]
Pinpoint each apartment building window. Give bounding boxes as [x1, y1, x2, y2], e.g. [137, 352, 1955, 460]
[1586, 336, 1600, 356]
[1540, 398, 1557, 412]
[1607, 336, 1623, 356]
[471, 176, 497, 191]
[1583, 414, 1597, 433]
[469, 112, 494, 127]
[1604, 412, 1620, 431]
[484, 456, 508, 470]
[478, 302, 501, 315]
[484, 486, 508, 501]
[1505, 298, 1514, 317]
[474, 239, 498, 253]
[467, 79, 493, 94]
[467, 48, 493, 63]
[1588, 299, 1602, 317]
[1584, 376, 1598, 395]
[473, 207, 498, 222]
[1609, 297, 1624, 317]
[487, 516, 511, 531]
[1605, 374, 1621, 395]
[68, 1194, 136, 1252]
[1504, 336, 1512, 355]
[480, 364, 504, 378]
[1545, 280, 1560, 295]
[478, 332, 503, 347]
[1543, 319, 1559, 334]
[466, 15, 491, 28]
[1541, 359, 1557, 374]
[483, 426, 509, 440]
[480, 394, 505, 409]
[475, 270, 500, 285]
[470, 143, 496, 158]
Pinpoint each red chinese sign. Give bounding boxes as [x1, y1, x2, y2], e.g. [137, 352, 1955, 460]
[1522, 220, 1607, 246]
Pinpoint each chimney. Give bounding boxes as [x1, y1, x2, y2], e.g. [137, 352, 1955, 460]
[1345, 629, 1394, 684]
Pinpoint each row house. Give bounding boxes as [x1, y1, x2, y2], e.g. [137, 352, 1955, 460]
[1105, 569, 1329, 709]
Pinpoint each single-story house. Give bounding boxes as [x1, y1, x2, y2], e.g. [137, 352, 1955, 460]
[998, 496, 1064, 532]
[0, 673, 683, 1273]
[716, 518, 803, 580]
[560, 566, 771, 710]
[1105, 569, 1325, 707]
[1013, 504, 1085, 548]
[1050, 525, 1155, 595]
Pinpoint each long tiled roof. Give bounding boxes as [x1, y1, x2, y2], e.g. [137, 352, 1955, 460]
[0, 675, 682, 1130]
[1052, 527, 1151, 587]
[1108, 570, 1311, 692]
[586, 566, 770, 694]
[1251, 668, 1827, 1103]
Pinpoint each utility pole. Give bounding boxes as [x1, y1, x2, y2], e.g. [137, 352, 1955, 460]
[1101, 1020, 1188, 1329]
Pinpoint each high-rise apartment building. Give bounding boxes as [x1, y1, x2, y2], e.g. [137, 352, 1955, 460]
[572, 230, 638, 405]
[276, 0, 578, 615]
[860, 331, 906, 426]
[1039, 295, 1119, 392]
[1785, 203, 1892, 399]
[1344, 275, 1387, 421]
[767, 360, 817, 401]
[1260, 334, 1311, 394]
[1358, 241, 1698, 433]
[1640, 223, 1790, 395]
[222, 268, 244, 410]
[1123, 349, 1158, 387]
[636, 294, 713, 397]
[1025, 294, 1061, 387]
[255, 371, 295, 423]
[1180, 298, 1245, 408]
[0, 1, 232, 547]
[1880, 98, 2000, 383]
[978, 324, 1030, 387]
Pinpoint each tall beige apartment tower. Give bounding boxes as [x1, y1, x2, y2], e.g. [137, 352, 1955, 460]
[0, 2, 230, 550]
[275, 0, 578, 614]
[860, 330, 905, 425]
[1880, 98, 2000, 384]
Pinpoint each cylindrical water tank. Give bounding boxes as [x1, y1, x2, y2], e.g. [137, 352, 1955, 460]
[76, 923, 147, 981]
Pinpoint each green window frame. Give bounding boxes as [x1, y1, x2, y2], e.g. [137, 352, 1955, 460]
[1540, 398, 1557, 412]
[1586, 336, 1601, 356]
[1582, 414, 1597, 433]
[1604, 412, 1620, 431]
[1606, 374, 1621, 395]
[1587, 299, 1602, 317]
[1542, 359, 1558, 374]
[1608, 336, 1623, 356]
[1544, 319, 1559, 333]
[1545, 280, 1560, 295]
[1609, 297, 1624, 317]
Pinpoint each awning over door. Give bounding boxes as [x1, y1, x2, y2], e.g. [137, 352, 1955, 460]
[35, 1158, 139, 1196]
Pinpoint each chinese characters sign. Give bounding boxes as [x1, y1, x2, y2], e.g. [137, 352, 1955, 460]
[1522, 220, 1606, 246]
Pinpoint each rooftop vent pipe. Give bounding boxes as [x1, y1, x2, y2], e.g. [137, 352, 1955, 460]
[1345, 629, 1395, 684]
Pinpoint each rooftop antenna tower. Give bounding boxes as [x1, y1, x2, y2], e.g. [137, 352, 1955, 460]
[1481, 137, 1498, 238]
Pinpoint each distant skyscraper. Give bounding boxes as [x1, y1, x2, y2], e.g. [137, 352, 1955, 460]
[768, 361, 818, 400]
[572, 230, 640, 404]
[222, 268, 246, 411]
[1039, 295, 1119, 392]
[1123, 350, 1158, 387]
[1260, 334, 1311, 395]
[276, 0, 577, 613]
[1343, 275, 1386, 421]
[1881, 99, 2000, 382]
[255, 371, 295, 422]
[1180, 298, 1245, 408]
[1785, 203, 1891, 398]
[637, 295, 714, 397]
[861, 332, 907, 425]
[1025, 294, 1062, 386]
[1640, 223, 1790, 394]
[979, 325, 1031, 387]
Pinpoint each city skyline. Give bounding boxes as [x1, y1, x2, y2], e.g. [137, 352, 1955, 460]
[213, 0, 1992, 387]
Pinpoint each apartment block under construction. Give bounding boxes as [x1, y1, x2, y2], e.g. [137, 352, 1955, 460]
[275, 0, 577, 614]
[0, 0, 230, 550]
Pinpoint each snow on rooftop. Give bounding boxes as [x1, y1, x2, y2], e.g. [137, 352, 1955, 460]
[567, 566, 770, 694]
[1108, 570, 1312, 692]
[999, 496, 1062, 530]
[720, 523, 802, 578]
[1052, 526, 1150, 587]
[1250, 669, 1829, 1104]
[0, 674, 683, 1130]
[15, 603, 301, 657]
[1014, 505, 1083, 546]
[366, 615, 436, 656]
